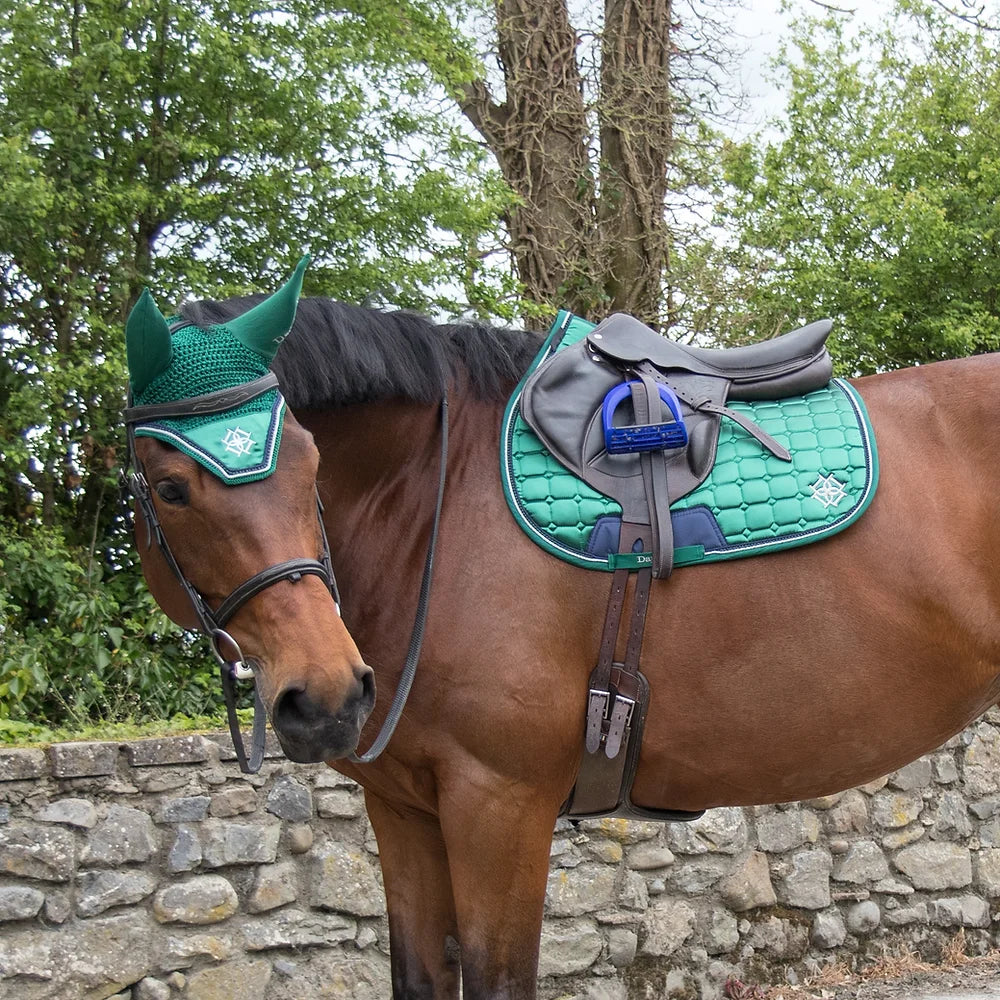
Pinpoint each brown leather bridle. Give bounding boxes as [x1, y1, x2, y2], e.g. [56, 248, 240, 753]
[122, 372, 339, 772]
[122, 373, 449, 774]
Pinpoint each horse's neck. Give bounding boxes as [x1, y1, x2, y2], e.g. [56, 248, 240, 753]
[298, 392, 502, 615]
[304, 399, 439, 495]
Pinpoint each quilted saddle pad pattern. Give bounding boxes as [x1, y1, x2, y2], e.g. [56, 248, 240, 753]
[501, 311, 879, 572]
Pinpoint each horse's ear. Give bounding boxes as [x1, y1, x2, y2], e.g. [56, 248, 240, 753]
[126, 288, 173, 397]
[225, 256, 309, 362]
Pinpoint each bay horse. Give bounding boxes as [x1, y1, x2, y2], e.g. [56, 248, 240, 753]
[124, 269, 1000, 1000]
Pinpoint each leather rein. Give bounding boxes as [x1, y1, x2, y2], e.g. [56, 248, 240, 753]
[122, 374, 449, 774]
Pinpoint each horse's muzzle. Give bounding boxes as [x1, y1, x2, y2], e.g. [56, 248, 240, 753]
[270, 664, 376, 763]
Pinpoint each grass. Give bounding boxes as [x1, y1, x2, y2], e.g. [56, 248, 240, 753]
[0, 710, 252, 749]
[756, 931, 1000, 999]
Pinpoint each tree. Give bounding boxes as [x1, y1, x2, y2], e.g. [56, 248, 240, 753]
[455, 0, 738, 329]
[712, 0, 1000, 374]
[0, 0, 511, 727]
[0, 0, 513, 539]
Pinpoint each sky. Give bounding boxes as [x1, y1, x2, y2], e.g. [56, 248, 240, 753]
[721, 0, 896, 138]
[729, 0, 793, 133]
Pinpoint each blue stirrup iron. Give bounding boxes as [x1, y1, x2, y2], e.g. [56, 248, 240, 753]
[601, 380, 688, 454]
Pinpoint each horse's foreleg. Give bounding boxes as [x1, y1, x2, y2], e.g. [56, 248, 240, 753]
[439, 787, 560, 1000]
[365, 791, 461, 1000]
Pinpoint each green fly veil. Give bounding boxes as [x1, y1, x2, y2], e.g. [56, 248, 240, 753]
[124, 257, 308, 483]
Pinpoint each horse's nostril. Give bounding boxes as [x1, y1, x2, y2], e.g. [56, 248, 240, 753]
[272, 686, 321, 733]
[271, 666, 375, 740]
[271, 667, 375, 761]
[358, 665, 376, 707]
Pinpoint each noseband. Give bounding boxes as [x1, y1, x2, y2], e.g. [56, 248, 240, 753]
[122, 372, 339, 773]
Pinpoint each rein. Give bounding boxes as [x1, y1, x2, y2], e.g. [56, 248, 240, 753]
[349, 394, 448, 764]
[123, 376, 449, 773]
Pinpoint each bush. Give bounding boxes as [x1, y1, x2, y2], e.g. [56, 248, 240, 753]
[0, 523, 223, 729]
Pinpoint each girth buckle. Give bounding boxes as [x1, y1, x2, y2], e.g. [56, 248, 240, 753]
[604, 693, 635, 760]
[585, 689, 609, 754]
[585, 685, 636, 760]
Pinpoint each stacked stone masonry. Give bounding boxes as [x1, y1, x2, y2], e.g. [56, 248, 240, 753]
[4, 713, 1000, 999]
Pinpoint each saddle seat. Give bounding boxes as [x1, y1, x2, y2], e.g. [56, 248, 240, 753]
[587, 314, 833, 400]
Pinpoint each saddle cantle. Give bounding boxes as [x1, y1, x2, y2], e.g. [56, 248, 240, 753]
[585, 313, 834, 398]
[520, 313, 834, 579]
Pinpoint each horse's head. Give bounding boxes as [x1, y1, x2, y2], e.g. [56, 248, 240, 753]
[123, 259, 374, 763]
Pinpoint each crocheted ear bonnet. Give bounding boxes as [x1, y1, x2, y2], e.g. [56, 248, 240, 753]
[125, 258, 307, 484]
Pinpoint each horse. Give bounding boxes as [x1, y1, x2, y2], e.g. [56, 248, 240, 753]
[122, 266, 1000, 1000]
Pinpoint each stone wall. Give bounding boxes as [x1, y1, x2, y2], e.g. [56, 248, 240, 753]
[3, 713, 1000, 1000]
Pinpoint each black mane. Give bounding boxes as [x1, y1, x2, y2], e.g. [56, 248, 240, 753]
[179, 295, 544, 410]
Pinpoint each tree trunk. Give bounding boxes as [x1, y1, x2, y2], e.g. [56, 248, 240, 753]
[460, 0, 598, 317]
[460, 0, 674, 326]
[598, 0, 672, 328]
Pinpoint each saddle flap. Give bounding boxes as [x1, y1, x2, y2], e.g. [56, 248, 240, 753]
[520, 338, 722, 509]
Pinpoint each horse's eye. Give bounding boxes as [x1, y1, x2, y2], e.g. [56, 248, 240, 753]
[156, 480, 189, 506]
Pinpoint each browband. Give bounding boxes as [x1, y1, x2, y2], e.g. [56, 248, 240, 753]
[124, 372, 280, 424]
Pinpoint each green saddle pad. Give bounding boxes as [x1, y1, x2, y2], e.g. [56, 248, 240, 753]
[501, 311, 879, 572]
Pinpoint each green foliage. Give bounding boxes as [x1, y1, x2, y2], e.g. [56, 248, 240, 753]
[0, 0, 514, 541]
[0, 522, 221, 727]
[0, 0, 517, 731]
[709, 0, 1000, 373]
[0, 711, 257, 749]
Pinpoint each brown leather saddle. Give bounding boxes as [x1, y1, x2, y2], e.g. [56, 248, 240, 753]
[521, 313, 834, 578]
[519, 313, 835, 819]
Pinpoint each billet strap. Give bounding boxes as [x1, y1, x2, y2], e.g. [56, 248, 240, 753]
[124, 373, 279, 424]
[574, 515, 654, 815]
[585, 568, 630, 753]
[605, 563, 652, 758]
[349, 392, 449, 764]
[585, 522, 652, 761]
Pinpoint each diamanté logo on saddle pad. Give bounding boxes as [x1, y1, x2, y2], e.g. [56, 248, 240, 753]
[501, 310, 879, 572]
